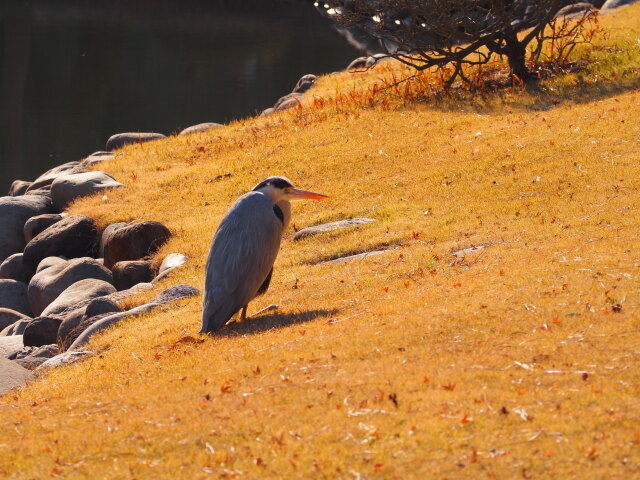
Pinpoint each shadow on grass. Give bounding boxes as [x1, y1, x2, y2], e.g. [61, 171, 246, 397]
[216, 308, 339, 337]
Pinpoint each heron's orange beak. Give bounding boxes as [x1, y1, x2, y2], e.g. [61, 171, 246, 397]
[290, 188, 329, 200]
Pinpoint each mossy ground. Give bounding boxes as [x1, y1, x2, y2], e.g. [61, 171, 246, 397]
[1, 5, 640, 479]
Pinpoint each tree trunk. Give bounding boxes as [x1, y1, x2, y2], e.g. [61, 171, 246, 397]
[504, 36, 530, 82]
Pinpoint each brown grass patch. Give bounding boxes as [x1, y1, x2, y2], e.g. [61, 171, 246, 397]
[1, 5, 640, 479]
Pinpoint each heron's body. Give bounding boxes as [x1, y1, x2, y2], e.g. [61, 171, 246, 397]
[201, 177, 325, 334]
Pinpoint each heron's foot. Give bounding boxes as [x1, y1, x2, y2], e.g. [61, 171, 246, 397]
[249, 304, 279, 318]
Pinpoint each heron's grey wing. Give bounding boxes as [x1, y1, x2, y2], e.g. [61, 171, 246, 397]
[201, 192, 283, 333]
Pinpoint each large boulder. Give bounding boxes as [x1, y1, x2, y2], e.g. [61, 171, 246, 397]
[179, 123, 223, 135]
[79, 151, 114, 168]
[23, 215, 99, 270]
[58, 297, 121, 350]
[0, 308, 31, 331]
[0, 195, 54, 263]
[69, 284, 199, 350]
[98, 222, 127, 258]
[23, 317, 62, 347]
[24, 214, 63, 243]
[41, 278, 116, 318]
[0, 358, 33, 394]
[36, 256, 67, 274]
[8, 180, 31, 196]
[0, 253, 34, 283]
[292, 74, 317, 94]
[112, 260, 155, 291]
[103, 221, 172, 269]
[106, 132, 166, 151]
[0, 280, 31, 316]
[28, 257, 112, 316]
[51, 171, 124, 211]
[26, 161, 82, 193]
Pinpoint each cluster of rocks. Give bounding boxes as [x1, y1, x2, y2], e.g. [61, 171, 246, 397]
[1, 144, 194, 392]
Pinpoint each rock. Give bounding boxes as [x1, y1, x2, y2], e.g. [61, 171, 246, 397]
[36, 350, 93, 370]
[451, 244, 490, 258]
[0, 254, 34, 283]
[24, 189, 53, 201]
[179, 123, 223, 135]
[0, 335, 24, 357]
[345, 55, 383, 71]
[59, 297, 122, 350]
[36, 256, 67, 274]
[556, 2, 594, 16]
[79, 151, 114, 168]
[0, 358, 33, 394]
[51, 171, 124, 211]
[321, 249, 392, 265]
[41, 278, 116, 318]
[0, 280, 31, 316]
[28, 257, 112, 316]
[293, 218, 376, 241]
[260, 108, 276, 117]
[103, 221, 172, 269]
[24, 214, 63, 243]
[346, 56, 369, 70]
[12, 344, 59, 370]
[112, 260, 155, 291]
[23, 317, 62, 347]
[98, 222, 128, 258]
[602, 0, 639, 8]
[292, 74, 317, 94]
[57, 296, 122, 350]
[1, 319, 30, 336]
[69, 304, 156, 350]
[150, 284, 200, 305]
[153, 253, 187, 282]
[28, 258, 112, 316]
[9, 180, 31, 196]
[23, 215, 99, 270]
[0, 195, 54, 263]
[69, 284, 199, 350]
[0, 308, 31, 331]
[105, 282, 153, 304]
[6, 345, 36, 360]
[26, 161, 82, 193]
[273, 92, 302, 111]
[106, 132, 166, 151]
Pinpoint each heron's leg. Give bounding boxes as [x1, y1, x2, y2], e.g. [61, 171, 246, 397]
[248, 304, 279, 318]
[240, 305, 248, 322]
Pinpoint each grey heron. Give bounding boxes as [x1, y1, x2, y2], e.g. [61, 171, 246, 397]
[201, 176, 328, 333]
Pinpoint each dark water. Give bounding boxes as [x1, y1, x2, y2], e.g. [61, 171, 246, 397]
[0, 0, 361, 192]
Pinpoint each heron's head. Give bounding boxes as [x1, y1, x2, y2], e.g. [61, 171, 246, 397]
[252, 176, 328, 203]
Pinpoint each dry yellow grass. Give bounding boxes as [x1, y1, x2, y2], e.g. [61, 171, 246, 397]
[2, 5, 640, 479]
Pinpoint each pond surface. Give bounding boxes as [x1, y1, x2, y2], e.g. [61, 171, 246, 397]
[0, 0, 362, 192]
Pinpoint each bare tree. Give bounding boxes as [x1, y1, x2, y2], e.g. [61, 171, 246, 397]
[320, 0, 590, 85]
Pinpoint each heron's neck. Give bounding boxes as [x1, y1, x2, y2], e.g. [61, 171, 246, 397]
[276, 200, 291, 230]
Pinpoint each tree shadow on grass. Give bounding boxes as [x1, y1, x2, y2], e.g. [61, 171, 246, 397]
[215, 308, 339, 337]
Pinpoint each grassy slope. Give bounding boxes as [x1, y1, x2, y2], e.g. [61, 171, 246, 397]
[2, 6, 640, 479]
